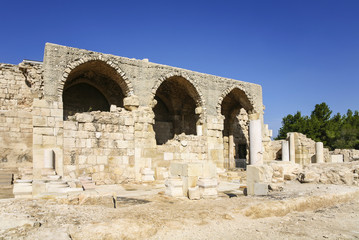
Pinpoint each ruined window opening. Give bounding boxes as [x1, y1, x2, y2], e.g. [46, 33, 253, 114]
[153, 76, 200, 145]
[63, 60, 126, 120]
[221, 88, 253, 169]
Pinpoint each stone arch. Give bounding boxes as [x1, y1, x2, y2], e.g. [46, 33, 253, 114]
[218, 86, 254, 169]
[152, 73, 205, 145]
[216, 85, 255, 116]
[59, 57, 134, 99]
[61, 58, 133, 119]
[151, 72, 205, 112]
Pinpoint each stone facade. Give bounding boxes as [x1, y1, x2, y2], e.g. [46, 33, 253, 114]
[0, 43, 266, 184]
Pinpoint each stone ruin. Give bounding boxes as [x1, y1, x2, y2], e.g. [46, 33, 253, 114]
[0, 43, 357, 199]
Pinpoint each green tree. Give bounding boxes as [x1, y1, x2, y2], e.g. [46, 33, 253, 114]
[275, 102, 359, 150]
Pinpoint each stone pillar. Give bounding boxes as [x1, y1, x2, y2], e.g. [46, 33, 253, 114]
[44, 149, 54, 169]
[316, 142, 324, 163]
[282, 141, 289, 161]
[289, 133, 295, 164]
[228, 134, 235, 168]
[249, 114, 262, 165]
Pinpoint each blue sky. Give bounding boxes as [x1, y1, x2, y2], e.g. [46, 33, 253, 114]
[1, 0, 358, 137]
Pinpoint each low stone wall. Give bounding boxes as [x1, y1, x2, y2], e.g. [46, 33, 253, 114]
[155, 134, 207, 167]
[63, 109, 135, 184]
[263, 140, 283, 161]
[299, 162, 359, 185]
[332, 149, 359, 162]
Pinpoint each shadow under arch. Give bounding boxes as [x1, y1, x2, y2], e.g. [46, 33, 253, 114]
[62, 60, 130, 119]
[152, 75, 204, 145]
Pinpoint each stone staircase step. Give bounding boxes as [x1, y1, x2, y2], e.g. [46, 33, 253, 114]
[81, 182, 96, 190]
[79, 176, 96, 190]
[41, 169, 56, 176]
[0, 181, 12, 185]
[46, 175, 61, 180]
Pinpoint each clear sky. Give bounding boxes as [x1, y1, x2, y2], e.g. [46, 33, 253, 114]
[0, 0, 358, 137]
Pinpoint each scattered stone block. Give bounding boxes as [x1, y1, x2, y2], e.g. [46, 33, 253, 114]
[331, 154, 344, 163]
[254, 183, 268, 196]
[197, 178, 218, 198]
[298, 171, 320, 183]
[165, 177, 183, 197]
[188, 186, 200, 200]
[246, 165, 272, 195]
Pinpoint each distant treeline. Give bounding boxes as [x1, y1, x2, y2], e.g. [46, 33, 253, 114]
[276, 102, 359, 150]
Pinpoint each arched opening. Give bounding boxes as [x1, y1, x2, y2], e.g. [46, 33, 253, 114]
[221, 88, 253, 169]
[63, 60, 126, 119]
[153, 76, 201, 145]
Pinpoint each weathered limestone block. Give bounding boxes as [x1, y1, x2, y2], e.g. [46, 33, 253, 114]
[32, 180, 46, 196]
[44, 149, 54, 169]
[202, 162, 216, 178]
[197, 178, 218, 198]
[169, 162, 184, 176]
[165, 177, 183, 197]
[188, 186, 200, 200]
[298, 170, 320, 183]
[182, 175, 198, 197]
[246, 165, 272, 195]
[254, 183, 268, 196]
[141, 168, 154, 182]
[183, 163, 203, 177]
[331, 154, 344, 163]
[75, 113, 94, 123]
[155, 167, 168, 180]
[123, 95, 139, 111]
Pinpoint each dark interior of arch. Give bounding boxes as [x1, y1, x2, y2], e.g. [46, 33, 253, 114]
[153, 76, 199, 145]
[63, 61, 126, 120]
[221, 88, 253, 167]
[63, 83, 110, 119]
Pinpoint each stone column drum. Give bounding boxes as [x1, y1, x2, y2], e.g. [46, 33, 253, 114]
[44, 149, 54, 169]
[249, 114, 263, 165]
[282, 140, 289, 162]
[316, 142, 324, 163]
[289, 133, 295, 164]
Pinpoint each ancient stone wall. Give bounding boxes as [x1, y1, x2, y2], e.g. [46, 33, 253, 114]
[288, 133, 330, 165]
[263, 140, 283, 161]
[0, 43, 266, 183]
[62, 110, 135, 184]
[0, 63, 43, 168]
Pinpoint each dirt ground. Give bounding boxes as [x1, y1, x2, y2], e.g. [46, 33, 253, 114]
[1, 181, 359, 240]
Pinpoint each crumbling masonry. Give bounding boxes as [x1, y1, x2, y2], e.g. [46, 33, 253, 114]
[0, 43, 270, 184]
